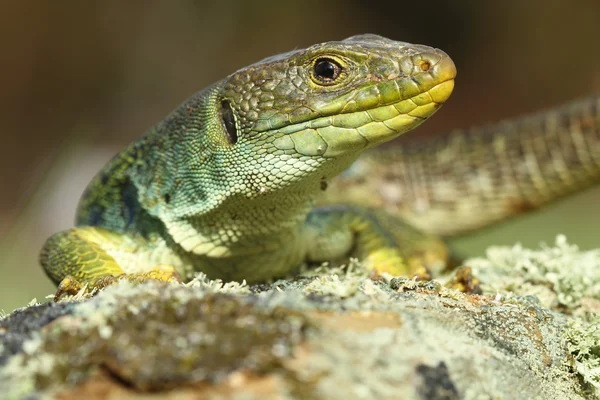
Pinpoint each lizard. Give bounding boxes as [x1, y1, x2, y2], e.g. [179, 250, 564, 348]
[38, 34, 600, 300]
[39, 34, 456, 299]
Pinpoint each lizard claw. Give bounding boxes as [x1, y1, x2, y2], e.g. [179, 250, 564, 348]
[54, 275, 86, 302]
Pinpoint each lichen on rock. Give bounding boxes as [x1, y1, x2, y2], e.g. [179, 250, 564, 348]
[0, 237, 598, 399]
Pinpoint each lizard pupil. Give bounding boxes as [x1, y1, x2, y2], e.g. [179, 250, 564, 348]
[220, 100, 238, 144]
[313, 58, 341, 83]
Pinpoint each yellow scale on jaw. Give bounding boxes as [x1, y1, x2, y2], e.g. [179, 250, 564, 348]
[273, 79, 455, 157]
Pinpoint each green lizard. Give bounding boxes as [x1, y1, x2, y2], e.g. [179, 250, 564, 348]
[40, 34, 455, 298]
[39, 34, 600, 300]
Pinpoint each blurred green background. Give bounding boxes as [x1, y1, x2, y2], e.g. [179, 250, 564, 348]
[1, 1, 599, 312]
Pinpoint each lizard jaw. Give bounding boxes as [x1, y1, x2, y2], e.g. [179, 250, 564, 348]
[272, 78, 455, 158]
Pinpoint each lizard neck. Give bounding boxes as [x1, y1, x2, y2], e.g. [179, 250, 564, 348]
[166, 153, 360, 258]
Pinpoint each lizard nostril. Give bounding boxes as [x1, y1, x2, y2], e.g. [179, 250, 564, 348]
[419, 61, 431, 72]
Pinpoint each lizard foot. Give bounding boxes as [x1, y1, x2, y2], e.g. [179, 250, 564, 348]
[364, 248, 431, 281]
[54, 265, 182, 302]
[363, 248, 408, 277]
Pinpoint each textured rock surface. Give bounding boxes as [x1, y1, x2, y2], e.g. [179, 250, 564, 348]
[0, 237, 599, 399]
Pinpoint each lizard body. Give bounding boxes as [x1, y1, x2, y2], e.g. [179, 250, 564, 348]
[40, 35, 456, 296]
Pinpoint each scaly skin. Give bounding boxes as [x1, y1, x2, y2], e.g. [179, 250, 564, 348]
[39, 34, 456, 298]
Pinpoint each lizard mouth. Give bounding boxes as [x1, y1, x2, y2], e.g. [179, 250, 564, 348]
[272, 77, 455, 158]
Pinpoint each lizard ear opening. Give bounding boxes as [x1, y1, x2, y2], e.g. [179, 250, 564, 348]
[220, 100, 238, 144]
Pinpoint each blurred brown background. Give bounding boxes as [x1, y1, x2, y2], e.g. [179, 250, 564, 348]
[1, 1, 599, 312]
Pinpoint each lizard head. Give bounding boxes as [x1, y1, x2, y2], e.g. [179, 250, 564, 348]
[221, 34, 455, 156]
[211, 34, 455, 191]
[149, 35, 455, 221]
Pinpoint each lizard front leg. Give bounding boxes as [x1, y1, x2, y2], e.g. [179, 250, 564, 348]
[304, 206, 449, 278]
[40, 226, 182, 301]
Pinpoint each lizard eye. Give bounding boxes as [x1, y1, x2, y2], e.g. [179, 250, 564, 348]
[312, 58, 343, 85]
[220, 100, 238, 144]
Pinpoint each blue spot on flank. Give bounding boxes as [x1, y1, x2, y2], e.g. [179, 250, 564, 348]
[88, 206, 103, 226]
[121, 183, 138, 227]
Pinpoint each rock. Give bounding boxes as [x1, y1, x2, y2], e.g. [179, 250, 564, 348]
[1, 237, 599, 399]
